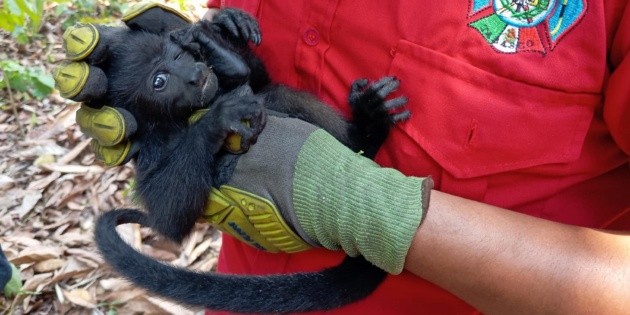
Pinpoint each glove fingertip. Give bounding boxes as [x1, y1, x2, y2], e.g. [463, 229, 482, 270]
[115, 107, 138, 138]
[73, 66, 108, 102]
[63, 23, 100, 61]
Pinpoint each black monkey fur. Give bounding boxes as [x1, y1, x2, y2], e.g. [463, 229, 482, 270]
[93, 8, 409, 314]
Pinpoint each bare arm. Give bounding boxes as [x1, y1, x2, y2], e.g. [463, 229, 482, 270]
[406, 190, 630, 314]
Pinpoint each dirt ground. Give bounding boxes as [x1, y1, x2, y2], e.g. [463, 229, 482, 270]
[1, 3, 217, 314]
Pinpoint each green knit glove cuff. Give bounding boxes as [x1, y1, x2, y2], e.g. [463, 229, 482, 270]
[293, 130, 433, 274]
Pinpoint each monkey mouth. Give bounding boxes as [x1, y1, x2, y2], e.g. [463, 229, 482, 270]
[200, 72, 219, 107]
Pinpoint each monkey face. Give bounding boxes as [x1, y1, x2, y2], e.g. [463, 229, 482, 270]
[108, 33, 220, 123]
[147, 42, 219, 113]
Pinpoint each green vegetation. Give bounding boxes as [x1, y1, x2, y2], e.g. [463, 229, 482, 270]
[53, 0, 127, 29]
[0, 0, 126, 104]
[0, 0, 196, 103]
[0, 60, 55, 101]
[0, 0, 45, 44]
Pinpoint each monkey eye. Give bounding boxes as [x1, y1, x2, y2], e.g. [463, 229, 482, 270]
[175, 52, 182, 60]
[152, 73, 169, 91]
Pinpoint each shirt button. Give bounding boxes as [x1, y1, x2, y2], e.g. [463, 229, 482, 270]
[303, 28, 320, 46]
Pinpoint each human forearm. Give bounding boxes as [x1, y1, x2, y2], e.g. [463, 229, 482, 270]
[406, 190, 630, 314]
[205, 115, 629, 312]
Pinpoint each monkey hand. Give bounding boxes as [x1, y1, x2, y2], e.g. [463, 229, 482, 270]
[170, 7, 263, 89]
[204, 115, 433, 274]
[170, 21, 252, 90]
[211, 7, 262, 45]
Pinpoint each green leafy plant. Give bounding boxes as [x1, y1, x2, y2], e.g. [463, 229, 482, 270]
[52, 0, 127, 29]
[0, 0, 45, 44]
[0, 60, 55, 100]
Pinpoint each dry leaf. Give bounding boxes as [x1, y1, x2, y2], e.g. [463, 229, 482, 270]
[115, 224, 140, 250]
[115, 295, 200, 315]
[63, 288, 96, 308]
[141, 245, 178, 261]
[54, 283, 65, 304]
[102, 288, 146, 304]
[192, 257, 218, 272]
[99, 278, 132, 291]
[0, 174, 15, 190]
[28, 104, 79, 141]
[18, 141, 67, 158]
[39, 163, 105, 174]
[34, 258, 66, 273]
[27, 171, 61, 190]
[57, 138, 91, 164]
[188, 237, 214, 265]
[16, 190, 43, 218]
[3, 235, 42, 247]
[50, 257, 93, 284]
[146, 296, 200, 315]
[34, 154, 57, 166]
[53, 230, 92, 247]
[22, 272, 53, 292]
[183, 230, 203, 258]
[65, 248, 104, 265]
[12, 246, 62, 265]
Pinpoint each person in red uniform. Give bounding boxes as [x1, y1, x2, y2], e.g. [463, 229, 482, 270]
[205, 1, 630, 314]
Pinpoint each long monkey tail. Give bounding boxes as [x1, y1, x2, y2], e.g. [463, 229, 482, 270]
[94, 208, 387, 313]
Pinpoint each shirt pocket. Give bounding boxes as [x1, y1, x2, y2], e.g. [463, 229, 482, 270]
[388, 40, 601, 179]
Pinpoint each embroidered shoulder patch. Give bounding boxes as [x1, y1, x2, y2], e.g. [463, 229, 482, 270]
[468, 0, 586, 54]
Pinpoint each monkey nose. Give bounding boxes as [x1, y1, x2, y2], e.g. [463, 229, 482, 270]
[189, 62, 210, 86]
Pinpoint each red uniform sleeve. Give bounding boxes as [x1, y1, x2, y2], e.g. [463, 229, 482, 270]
[604, 3, 630, 156]
[207, 0, 222, 8]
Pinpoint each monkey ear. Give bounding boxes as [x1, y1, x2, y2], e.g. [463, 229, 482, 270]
[122, 2, 192, 35]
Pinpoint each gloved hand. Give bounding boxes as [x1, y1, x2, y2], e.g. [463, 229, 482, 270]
[52, 1, 193, 166]
[53, 2, 263, 165]
[203, 116, 433, 274]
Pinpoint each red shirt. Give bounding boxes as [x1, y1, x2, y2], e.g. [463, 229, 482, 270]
[207, 1, 630, 314]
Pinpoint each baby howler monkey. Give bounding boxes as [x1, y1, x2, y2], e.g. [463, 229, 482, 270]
[92, 7, 409, 314]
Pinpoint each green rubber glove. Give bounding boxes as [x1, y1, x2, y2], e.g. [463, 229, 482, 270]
[216, 115, 433, 274]
[52, 2, 194, 166]
[53, 22, 139, 166]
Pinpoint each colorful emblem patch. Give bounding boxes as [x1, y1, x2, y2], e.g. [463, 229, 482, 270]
[469, 0, 586, 54]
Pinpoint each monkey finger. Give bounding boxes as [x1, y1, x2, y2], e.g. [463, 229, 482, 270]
[348, 78, 369, 104]
[350, 78, 369, 93]
[372, 77, 400, 99]
[218, 14, 242, 39]
[236, 13, 261, 45]
[367, 76, 395, 91]
[382, 96, 408, 111]
[229, 124, 258, 151]
[245, 20, 261, 45]
[216, 8, 260, 44]
[249, 105, 267, 135]
[389, 110, 412, 123]
[231, 15, 252, 43]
